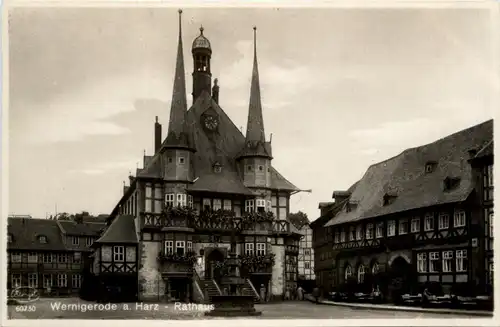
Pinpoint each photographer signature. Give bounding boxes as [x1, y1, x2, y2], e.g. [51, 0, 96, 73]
[10, 286, 40, 304]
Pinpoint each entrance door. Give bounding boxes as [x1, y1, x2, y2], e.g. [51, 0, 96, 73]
[205, 249, 224, 282]
[389, 257, 412, 302]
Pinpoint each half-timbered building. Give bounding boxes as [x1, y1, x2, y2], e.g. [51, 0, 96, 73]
[93, 11, 304, 303]
[316, 120, 493, 297]
[7, 217, 105, 297]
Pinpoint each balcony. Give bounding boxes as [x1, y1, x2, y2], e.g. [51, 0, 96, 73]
[216, 254, 275, 276]
[157, 251, 196, 275]
[141, 208, 293, 235]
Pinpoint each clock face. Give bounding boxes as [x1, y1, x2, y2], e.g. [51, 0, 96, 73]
[204, 115, 219, 131]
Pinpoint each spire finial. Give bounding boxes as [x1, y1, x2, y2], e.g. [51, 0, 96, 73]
[178, 9, 182, 37]
[200, 25, 204, 35]
[155, 115, 158, 123]
[253, 26, 257, 57]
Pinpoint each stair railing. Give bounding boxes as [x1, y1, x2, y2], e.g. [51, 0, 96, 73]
[192, 269, 205, 303]
[212, 279, 222, 295]
[246, 278, 261, 301]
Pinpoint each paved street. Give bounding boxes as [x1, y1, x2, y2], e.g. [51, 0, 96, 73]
[8, 298, 481, 319]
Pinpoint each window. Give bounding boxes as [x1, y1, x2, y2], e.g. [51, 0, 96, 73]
[429, 252, 439, 272]
[187, 241, 193, 253]
[258, 165, 264, 171]
[145, 185, 152, 197]
[178, 157, 185, 165]
[489, 211, 494, 237]
[113, 246, 124, 262]
[11, 274, 21, 287]
[203, 198, 211, 210]
[86, 238, 93, 246]
[488, 260, 494, 284]
[256, 199, 266, 212]
[438, 213, 449, 230]
[57, 274, 67, 287]
[425, 161, 437, 173]
[223, 200, 232, 211]
[365, 224, 374, 239]
[177, 194, 187, 207]
[214, 164, 222, 173]
[213, 199, 222, 211]
[372, 262, 379, 274]
[247, 165, 253, 172]
[72, 275, 82, 288]
[304, 249, 311, 256]
[387, 220, 396, 236]
[484, 164, 493, 201]
[72, 237, 79, 246]
[305, 262, 311, 269]
[8, 234, 12, 243]
[376, 223, 384, 238]
[188, 195, 193, 208]
[334, 231, 340, 243]
[454, 210, 466, 227]
[345, 265, 352, 281]
[424, 214, 434, 231]
[355, 225, 363, 240]
[176, 241, 185, 255]
[340, 230, 346, 243]
[442, 251, 453, 272]
[417, 253, 427, 272]
[349, 226, 356, 241]
[28, 252, 38, 263]
[58, 254, 68, 263]
[245, 243, 254, 255]
[28, 273, 38, 288]
[399, 219, 409, 235]
[165, 241, 174, 255]
[43, 253, 52, 263]
[411, 218, 420, 233]
[165, 194, 175, 207]
[11, 252, 21, 263]
[39, 235, 47, 244]
[256, 243, 266, 255]
[456, 250, 468, 272]
[43, 274, 52, 288]
[245, 200, 255, 213]
[357, 265, 365, 283]
[155, 185, 163, 199]
[74, 252, 81, 263]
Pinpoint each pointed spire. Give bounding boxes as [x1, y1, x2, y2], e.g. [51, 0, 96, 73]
[245, 26, 266, 144]
[164, 9, 194, 151]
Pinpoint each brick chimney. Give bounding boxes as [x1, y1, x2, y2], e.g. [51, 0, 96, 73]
[212, 78, 219, 104]
[154, 116, 162, 153]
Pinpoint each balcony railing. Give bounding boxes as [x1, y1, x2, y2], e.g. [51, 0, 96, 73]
[141, 208, 293, 234]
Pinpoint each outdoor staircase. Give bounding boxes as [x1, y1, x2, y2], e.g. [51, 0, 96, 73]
[201, 279, 222, 303]
[242, 279, 261, 303]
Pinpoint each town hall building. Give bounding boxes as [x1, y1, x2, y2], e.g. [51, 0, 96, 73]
[89, 10, 303, 303]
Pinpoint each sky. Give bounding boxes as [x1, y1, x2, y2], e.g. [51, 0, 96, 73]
[7, 6, 497, 221]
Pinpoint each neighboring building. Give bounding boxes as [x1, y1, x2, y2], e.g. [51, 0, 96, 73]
[314, 120, 493, 296]
[91, 11, 304, 303]
[298, 225, 314, 280]
[7, 217, 105, 296]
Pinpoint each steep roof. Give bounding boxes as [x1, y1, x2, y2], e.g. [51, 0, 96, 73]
[325, 119, 493, 227]
[8, 218, 67, 251]
[95, 215, 138, 244]
[57, 220, 106, 236]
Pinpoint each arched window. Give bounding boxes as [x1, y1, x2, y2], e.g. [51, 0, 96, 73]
[372, 262, 379, 275]
[345, 265, 352, 281]
[358, 265, 365, 283]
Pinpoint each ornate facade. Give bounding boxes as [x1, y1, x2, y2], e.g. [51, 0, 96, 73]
[90, 11, 303, 303]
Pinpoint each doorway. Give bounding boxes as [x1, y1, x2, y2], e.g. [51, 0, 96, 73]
[205, 249, 225, 282]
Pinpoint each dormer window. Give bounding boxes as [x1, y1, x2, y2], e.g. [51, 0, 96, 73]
[443, 177, 461, 191]
[213, 163, 222, 173]
[383, 194, 397, 206]
[425, 161, 437, 173]
[38, 235, 47, 244]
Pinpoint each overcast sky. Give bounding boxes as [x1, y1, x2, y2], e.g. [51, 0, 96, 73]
[8, 6, 496, 221]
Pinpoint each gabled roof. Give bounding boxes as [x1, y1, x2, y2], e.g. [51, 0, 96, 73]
[57, 220, 106, 236]
[325, 119, 493, 227]
[95, 215, 138, 244]
[8, 218, 67, 251]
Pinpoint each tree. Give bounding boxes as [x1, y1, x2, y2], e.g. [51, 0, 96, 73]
[288, 211, 309, 229]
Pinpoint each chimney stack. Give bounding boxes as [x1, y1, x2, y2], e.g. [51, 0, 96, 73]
[212, 78, 219, 104]
[154, 116, 162, 153]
